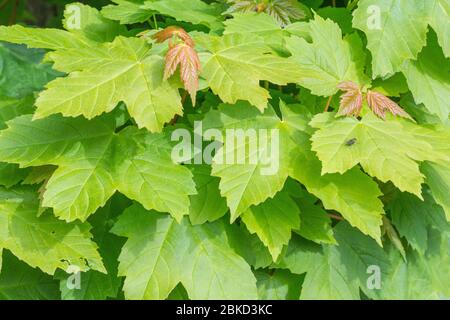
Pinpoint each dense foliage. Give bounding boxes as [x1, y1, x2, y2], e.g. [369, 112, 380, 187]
[0, 0, 449, 300]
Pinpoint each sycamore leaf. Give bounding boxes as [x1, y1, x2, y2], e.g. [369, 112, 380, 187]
[310, 112, 445, 196]
[0, 250, 60, 300]
[401, 33, 450, 122]
[242, 191, 300, 260]
[422, 161, 450, 221]
[366, 90, 412, 120]
[336, 82, 363, 117]
[0, 25, 94, 50]
[373, 236, 450, 299]
[388, 191, 447, 254]
[225, 0, 305, 26]
[101, 0, 154, 24]
[58, 198, 126, 300]
[115, 128, 196, 222]
[352, 0, 429, 78]
[427, 0, 450, 58]
[62, 3, 127, 42]
[0, 44, 60, 99]
[276, 235, 323, 276]
[294, 197, 336, 245]
[286, 15, 368, 97]
[196, 33, 302, 111]
[281, 103, 385, 242]
[300, 244, 360, 300]
[223, 12, 287, 47]
[0, 116, 195, 222]
[188, 165, 228, 225]
[164, 43, 200, 105]
[35, 37, 182, 133]
[0, 186, 105, 275]
[111, 204, 258, 300]
[203, 102, 294, 220]
[143, 0, 224, 29]
[255, 269, 302, 300]
[289, 147, 385, 243]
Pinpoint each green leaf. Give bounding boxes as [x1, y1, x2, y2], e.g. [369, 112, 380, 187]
[0, 95, 34, 129]
[310, 112, 444, 196]
[0, 43, 60, 99]
[332, 222, 390, 298]
[401, 33, 450, 122]
[242, 191, 300, 260]
[0, 114, 114, 168]
[0, 250, 60, 300]
[111, 204, 258, 300]
[223, 12, 285, 47]
[276, 235, 323, 275]
[353, 0, 429, 78]
[0, 163, 30, 188]
[42, 132, 117, 222]
[286, 14, 368, 96]
[102, 0, 154, 24]
[255, 269, 302, 300]
[196, 34, 302, 111]
[188, 164, 228, 225]
[295, 199, 336, 245]
[115, 129, 196, 222]
[143, 0, 224, 29]
[204, 102, 294, 220]
[300, 245, 360, 300]
[35, 37, 182, 133]
[289, 146, 385, 243]
[0, 25, 94, 50]
[58, 197, 126, 300]
[0, 186, 105, 275]
[375, 236, 450, 299]
[62, 2, 127, 42]
[427, 0, 450, 58]
[388, 192, 432, 254]
[422, 161, 450, 221]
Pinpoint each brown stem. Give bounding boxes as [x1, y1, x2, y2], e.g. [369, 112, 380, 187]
[8, 0, 18, 25]
[332, 0, 337, 7]
[329, 213, 344, 221]
[324, 95, 333, 112]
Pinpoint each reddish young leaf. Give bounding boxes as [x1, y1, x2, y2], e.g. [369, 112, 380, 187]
[366, 90, 412, 120]
[337, 82, 363, 117]
[164, 43, 201, 105]
[153, 26, 195, 48]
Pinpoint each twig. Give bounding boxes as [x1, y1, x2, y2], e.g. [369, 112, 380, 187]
[8, 0, 18, 25]
[329, 213, 344, 221]
[324, 95, 333, 112]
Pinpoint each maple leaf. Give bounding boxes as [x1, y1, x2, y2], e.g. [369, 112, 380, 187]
[164, 43, 201, 105]
[366, 90, 412, 120]
[336, 82, 363, 117]
[225, 0, 305, 26]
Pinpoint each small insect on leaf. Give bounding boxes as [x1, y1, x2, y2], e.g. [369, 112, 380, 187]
[345, 138, 357, 146]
